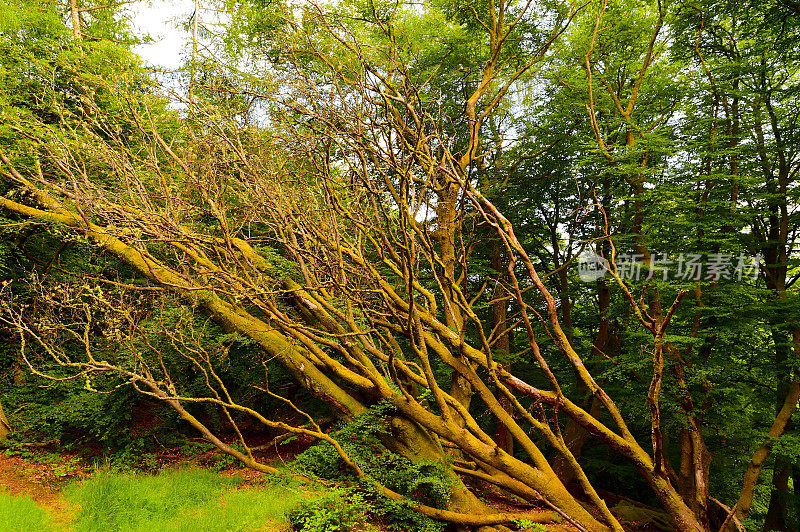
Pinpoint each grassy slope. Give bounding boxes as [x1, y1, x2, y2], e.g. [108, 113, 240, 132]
[0, 491, 57, 531]
[0, 467, 316, 532]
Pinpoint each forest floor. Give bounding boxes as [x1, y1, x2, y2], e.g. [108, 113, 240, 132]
[0, 449, 301, 531]
[0, 444, 612, 532]
[0, 452, 79, 529]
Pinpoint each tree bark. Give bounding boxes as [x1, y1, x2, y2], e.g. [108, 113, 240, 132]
[763, 459, 793, 532]
[0, 399, 11, 440]
[69, 0, 82, 39]
[763, 329, 796, 532]
[553, 277, 612, 483]
[490, 238, 514, 455]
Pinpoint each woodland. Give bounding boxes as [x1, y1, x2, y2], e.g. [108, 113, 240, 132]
[1, 0, 800, 530]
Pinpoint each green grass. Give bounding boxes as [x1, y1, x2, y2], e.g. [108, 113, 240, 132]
[66, 468, 316, 532]
[0, 491, 56, 531]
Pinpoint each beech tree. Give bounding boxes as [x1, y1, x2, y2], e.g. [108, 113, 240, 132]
[2, 0, 800, 531]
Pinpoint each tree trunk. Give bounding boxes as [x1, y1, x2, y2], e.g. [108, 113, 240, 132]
[553, 277, 612, 482]
[676, 423, 711, 529]
[763, 459, 793, 531]
[762, 326, 797, 531]
[69, 0, 82, 39]
[436, 183, 474, 435]
[490, 238, 514, 455]
[733, 329, 800, 527]
[0, 400, 11, 440]
[762, 318, 796, 530]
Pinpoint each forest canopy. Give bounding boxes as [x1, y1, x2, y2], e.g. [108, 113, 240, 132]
[1, 0, 800, 530]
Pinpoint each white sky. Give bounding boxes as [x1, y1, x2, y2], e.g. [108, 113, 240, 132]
[128, 0, 194, 69]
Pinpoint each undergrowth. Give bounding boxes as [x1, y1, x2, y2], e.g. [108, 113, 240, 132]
[290, 401, 448, 532]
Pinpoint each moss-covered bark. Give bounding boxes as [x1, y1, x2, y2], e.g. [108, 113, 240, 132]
[0, 399, 10, 440]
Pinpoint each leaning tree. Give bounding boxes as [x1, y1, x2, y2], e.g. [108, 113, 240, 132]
[2, 0, 799, 530]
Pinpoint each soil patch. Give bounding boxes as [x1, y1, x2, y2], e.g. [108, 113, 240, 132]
[0, 452, 79, 528]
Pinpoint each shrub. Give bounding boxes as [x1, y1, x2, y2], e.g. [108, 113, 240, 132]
[291, 402, 447, 532]
[289, 487, 375, 532]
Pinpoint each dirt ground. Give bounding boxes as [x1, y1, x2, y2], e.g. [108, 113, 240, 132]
[0, 452, 78, 528]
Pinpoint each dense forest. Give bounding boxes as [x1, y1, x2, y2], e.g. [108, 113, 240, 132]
[1, 0, 799, 530]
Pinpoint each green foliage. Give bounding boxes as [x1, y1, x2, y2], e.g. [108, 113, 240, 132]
[515, 521, 546, 532]
[291, 437, 353, 481]
[289, 487, 376, 532]
[292, 403, 446, 532]
[1, 378, 138, 450]
[0, 492, 55, 531]
[292, 401, 394, 481]
[294, 402, 454, 505]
